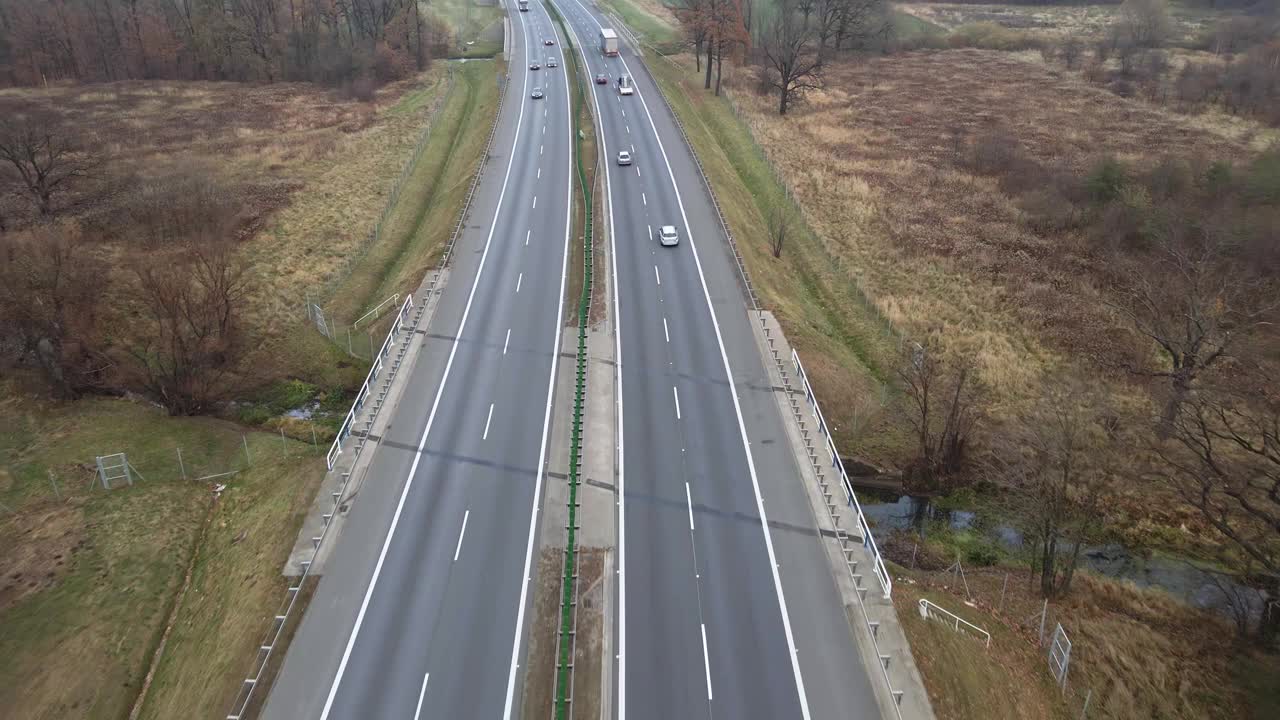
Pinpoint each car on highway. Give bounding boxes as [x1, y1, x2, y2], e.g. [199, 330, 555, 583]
[617, 150, 632, 166]
[529, 62, 540, 70]
[531, 87, 544, 99]
[544, 39, 555, 46]
[657, 224, 679, 247]
[547, 57, 557, 68]
[618, 75, 633, 96]
[595, 73, 608, 84]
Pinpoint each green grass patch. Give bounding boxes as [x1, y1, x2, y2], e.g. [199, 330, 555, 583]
[0, 380, 322, 720]
[326, 60, 500, 327]
[598, 0, 681, 49]
[643, 56, 911, 464]
[892, 9, 946, 40]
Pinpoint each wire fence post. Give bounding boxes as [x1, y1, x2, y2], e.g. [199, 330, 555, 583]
[999, 572, 1009, 612]
[1080, 689, 1092, 719]
[1038, 598, 1049, 645]
[48, 470, 61, 501]
[310, 426, 318, 452]
[242, 435, 252, 467]
[177, 446, 187, 481]
[280, 428, 288, 457]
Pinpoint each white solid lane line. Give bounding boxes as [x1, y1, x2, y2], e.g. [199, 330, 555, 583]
[516, 273, 523, 293]
[504, 328, 512, 355]
[701, 624, 713, 701]
[562, 2, 813, 716]
[453, 510, 470, 562]
[318, 6, 538, 717]
[483, 403, 495, 440]
[685, 482, 695, 531]
[653, 265, 660, 286]
[502, 1, 574, 715]
[412, 672, 430, 720]
[673, 385, 681, 420]
[663, 317, 669, 343]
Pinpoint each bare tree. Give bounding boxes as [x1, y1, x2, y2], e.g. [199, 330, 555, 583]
[992, 384, 1114, 598]
[129, 239, 249, 415]
[0, 222, 104, 398]
[1111, 234, 1274, 434]
[1116, 0, 1172, 48]
[761, 0, 822, 115]
[769, 206, 787, 258]
[0, 114, 99, 216]
[1154, 385, 1280, 640]
[898, 336, 984, 490]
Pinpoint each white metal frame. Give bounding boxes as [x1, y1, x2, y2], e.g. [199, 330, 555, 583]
[918, 598, 991, 647]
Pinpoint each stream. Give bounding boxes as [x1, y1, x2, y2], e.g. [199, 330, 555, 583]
[856, 489, 1270, 619]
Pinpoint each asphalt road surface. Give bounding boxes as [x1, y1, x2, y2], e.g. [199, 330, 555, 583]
[551, 1, 884, 718]
[261, 3, 575, 718]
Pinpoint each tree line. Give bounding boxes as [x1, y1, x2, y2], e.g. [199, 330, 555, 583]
[671, 0, 887, 114]
[0, 0, 451, 88]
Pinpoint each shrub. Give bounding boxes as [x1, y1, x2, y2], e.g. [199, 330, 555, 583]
[1087, 155, 1129, 202]
[948, 23, 1043, 52]
[1243, 146, 1280, 205]
[1019, 188, 1080, 234]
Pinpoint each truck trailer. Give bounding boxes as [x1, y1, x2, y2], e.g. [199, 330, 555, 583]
[600, 28, 619, 57]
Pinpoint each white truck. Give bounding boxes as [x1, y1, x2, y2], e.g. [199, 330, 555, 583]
[600, 28, 619, 57]
[518, 0, 529, 11]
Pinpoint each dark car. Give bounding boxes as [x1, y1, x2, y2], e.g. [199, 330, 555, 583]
[544, 39, 555, 46]
[529, 62, 540, 70]
[595, 73, 608, 84]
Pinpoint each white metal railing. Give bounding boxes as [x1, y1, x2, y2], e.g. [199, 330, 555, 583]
[792, 349, 893, 598]
[351, 293, 401, 330]
[918, 599, 991, 647]
[326, 295, 415, 470]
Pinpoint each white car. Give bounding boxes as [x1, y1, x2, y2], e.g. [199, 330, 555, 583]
[531, 87, 544, 99]
[657, 225, 678, 247]
[617, 151, 632, 166]
[547, 57, 558, 68]
[619, 76, 634, 96]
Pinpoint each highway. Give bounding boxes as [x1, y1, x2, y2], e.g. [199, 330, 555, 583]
[261, 2, 574, 718]
[551, 1, 884, 718]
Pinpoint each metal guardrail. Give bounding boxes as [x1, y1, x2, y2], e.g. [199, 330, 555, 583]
[620, 19, 908, 717]
[791, 348, 893, 599]
[228, 49, 514, 720]
[351, 292, 401, 330]
[228, 293, 415, 720]
[919, 599, 991, 647]
[324, 295, 416, 470]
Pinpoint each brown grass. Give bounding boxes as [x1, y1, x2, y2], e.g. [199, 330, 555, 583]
[0, 70, 453, 388]
[893, 558, 1266, 720]
[721, 48, 1269, 415]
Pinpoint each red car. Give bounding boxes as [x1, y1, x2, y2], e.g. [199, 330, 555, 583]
[595, 73, 608, 85]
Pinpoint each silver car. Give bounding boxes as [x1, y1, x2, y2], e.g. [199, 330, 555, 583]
[617, 151, 632, 166]
[547, 57, 558, 68]
[657, 224, 678, 247]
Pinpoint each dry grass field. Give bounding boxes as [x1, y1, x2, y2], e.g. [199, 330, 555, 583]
[895, 1, 1221, 40]
[725, 47, 1273, 413]
[0, 55, 498, 720]
[893, 557, 1276, 720]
